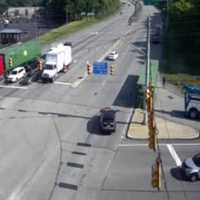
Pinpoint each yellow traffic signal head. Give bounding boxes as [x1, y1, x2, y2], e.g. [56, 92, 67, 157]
[110, 65, 114, 75]
[148, 125, 157, 151]
[87, 63, 92, 75]
[151, 159, 161, 190]
[8, 57, 13, 66]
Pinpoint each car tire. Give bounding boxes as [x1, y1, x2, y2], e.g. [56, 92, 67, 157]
[190, 173, 198, 182]
[189, 109, 198, 119]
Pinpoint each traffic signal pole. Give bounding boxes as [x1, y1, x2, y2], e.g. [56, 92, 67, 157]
[144, 17, 151, 125]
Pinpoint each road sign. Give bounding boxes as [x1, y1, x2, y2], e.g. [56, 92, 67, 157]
[144, 0, 165, 5]
[93, 62, 108, 75]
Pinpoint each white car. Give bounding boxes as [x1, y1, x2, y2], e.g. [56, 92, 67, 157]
[7, 67, 26, 82]
[107, 51, 119, 60]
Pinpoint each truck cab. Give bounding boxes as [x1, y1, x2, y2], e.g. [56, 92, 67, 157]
[184, 86, 200, 119]
[41, 43, 72, 82]
[42, 63, 58, 82]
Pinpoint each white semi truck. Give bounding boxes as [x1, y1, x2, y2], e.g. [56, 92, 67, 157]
[41, 43, 72, 82]
[184, 86, 200, 119]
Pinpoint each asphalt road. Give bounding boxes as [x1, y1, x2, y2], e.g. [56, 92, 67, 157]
[0, 3, 199, 200]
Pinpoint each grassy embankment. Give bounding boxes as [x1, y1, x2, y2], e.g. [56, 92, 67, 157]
[38, 4, 121, 47]
[38, 17, 99, 46]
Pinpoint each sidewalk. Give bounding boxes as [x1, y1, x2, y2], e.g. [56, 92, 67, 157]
[127, 86, 200, 140]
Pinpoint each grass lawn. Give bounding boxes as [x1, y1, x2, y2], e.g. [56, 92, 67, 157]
[164, 73, 200, 88]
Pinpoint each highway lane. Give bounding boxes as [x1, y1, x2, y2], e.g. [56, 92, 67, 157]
[2, 4, 197, 200]
[0, 3, 144, 200]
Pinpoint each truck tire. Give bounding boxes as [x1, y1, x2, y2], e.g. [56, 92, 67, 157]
[189, 109, 198, 119]
[50, 77, 54, 83]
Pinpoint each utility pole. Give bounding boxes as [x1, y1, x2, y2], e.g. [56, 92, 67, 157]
[144, 17, 151, 124]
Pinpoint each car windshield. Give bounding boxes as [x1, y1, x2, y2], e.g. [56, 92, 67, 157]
[103, 111, 115, 121]
[192, 153, 200, 166]
[10, 70, 17, 75]
[44, 64, 55, 70]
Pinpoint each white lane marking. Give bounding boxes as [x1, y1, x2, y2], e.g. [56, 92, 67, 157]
[119, 143, 200, 147]
[119, 143, 148, 147]
[72, 71, 88, 88]
[54, 71, 88, 88]
[54, 81, 73, 86]
[167, 144, 182, 167]
[0, 85, 28, 90]
[170, 143, 200, 146]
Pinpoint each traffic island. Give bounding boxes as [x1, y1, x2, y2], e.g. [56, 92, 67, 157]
[127, 108, 199, 139]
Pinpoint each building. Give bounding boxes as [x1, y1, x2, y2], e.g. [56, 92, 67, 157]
[4, 7, 41, 19]
[0, 28, 26, 44]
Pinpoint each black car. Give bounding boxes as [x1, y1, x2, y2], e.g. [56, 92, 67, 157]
[99, 107, 116, 133]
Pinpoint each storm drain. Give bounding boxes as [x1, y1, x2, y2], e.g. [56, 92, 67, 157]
[77, 142, 91, 147]
[72, 151, 87, 156]
[58, 182, 78, 190]
[67, 162, 84, 168]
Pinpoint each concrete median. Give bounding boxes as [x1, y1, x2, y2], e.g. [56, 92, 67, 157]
[127, 108, 199, 139]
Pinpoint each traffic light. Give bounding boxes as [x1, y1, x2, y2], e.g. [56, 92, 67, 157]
[110, 65, 114, 75]
[87, 63, 92, 75]
[147, 111, 155, 130]
[146, 85, 153, 113]
[148, 126, 157, 151]
[37, 58, 44, 71]
[151, 158, 161, 190]
[8, 57, 13, 66]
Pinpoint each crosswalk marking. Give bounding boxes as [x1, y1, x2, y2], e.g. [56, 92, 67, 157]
[167, 144, 182, 167]
[0, 85, 28, 90]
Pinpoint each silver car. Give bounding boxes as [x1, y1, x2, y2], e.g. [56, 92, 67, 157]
[181, 153, 200, 181]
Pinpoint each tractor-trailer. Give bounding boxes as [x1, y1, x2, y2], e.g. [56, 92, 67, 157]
[41, 43, 72, 82]
[0, 40, 41, 78]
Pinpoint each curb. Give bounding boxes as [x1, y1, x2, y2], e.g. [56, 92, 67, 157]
[126, 109, 200, 140]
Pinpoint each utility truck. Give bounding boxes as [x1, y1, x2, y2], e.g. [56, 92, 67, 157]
[41, 43, 72, 82]
[184, 86, 200, 119]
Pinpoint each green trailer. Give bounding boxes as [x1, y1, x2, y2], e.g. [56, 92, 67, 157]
[0, 40, 41, 77]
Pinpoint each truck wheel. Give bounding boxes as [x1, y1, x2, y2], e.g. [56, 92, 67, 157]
[189, 109, 198, 119]
[50, 77, 54, 83]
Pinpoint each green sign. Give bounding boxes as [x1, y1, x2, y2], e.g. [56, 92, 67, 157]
[143, 0, 163, 5]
